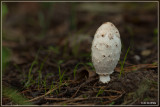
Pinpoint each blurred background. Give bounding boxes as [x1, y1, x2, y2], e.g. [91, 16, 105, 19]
[2, 2, 158, 64]
[2, 2, 158, 105]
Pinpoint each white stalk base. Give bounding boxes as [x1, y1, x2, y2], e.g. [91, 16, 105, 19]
[99, 75, 110, 83]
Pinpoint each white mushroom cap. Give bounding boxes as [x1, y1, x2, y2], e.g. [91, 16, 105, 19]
[91, 22, 121, 83]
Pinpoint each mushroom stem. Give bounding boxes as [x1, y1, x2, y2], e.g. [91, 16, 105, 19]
[99, 74, 111, 83]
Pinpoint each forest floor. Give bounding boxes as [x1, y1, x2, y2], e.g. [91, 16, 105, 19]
[2, 2, 158, 105]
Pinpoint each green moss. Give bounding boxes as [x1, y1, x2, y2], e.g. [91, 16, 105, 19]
[3, 86, 32, 105]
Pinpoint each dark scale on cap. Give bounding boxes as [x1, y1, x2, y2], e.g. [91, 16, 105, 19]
[108, 34, 114, 40]
[102, 34, 105, 37]
[99, 43, 103, 46]
[116, 33, 120, 38]
[115, 44, 118, 47]
[103, 55, 105, 57]
[106, 44, 109, 48]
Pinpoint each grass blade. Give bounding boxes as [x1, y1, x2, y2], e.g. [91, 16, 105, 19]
[119, 46, 130, 78]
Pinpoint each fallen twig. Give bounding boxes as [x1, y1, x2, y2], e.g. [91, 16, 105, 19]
[27, 82, 67, 102]
[115, 63, 157, 72]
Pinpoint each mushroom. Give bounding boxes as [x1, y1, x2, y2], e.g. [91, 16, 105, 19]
[91, 22, 121, 83]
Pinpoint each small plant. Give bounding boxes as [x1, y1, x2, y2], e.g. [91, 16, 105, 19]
[73, 62, 95, 80]
[42, 79, 47, 94]
[70, 3, 77, 31]
[38, 11, 46, 38]
[119, 46, 130, 78]
[86, 62, 95, 70]
[152, 28, 158, 44]
[48, 46, 60, 54]
[82, 95, 87, 98]
[2, 3, 8, 18]
[96, 88, 104, 97]
[37, 56, 48, 89]
[2, 47, 11, 72]
[58, 60, 64, 65]
[24, 49, 41, 88]
[63, 104, 67, 106]
[2, 4, 10, 71]
[58, 66, 65, 83]
[62, 41, 69, 58]
[50, 81, 54, 95]
[131, 66, 137, 72]
[24, 60, 38, 88]
[3, 86, 32, 105]
[86, 62, 93, 67]
[50, 81, 58, 95]
[58, 66, 65, 91]
[152, 62, 157, 66]
[72, 42, 80, 57]
[73, 63, 86, 80]
[109, 101, 115, 105]
[143, 97, 151, 102]
[42, 73, 53, 94]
